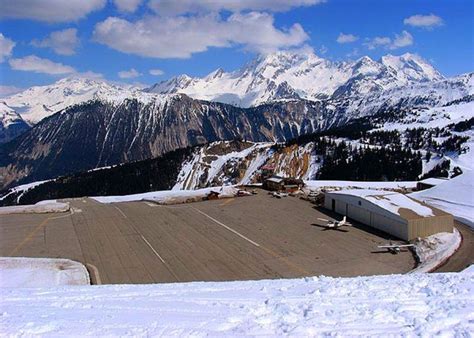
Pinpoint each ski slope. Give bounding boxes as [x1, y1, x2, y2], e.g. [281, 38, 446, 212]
[410, 171, 474, 228]
[1, 272, 472, 336]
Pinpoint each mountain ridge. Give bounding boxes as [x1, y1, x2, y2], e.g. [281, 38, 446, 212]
[146, 51, 444, 107]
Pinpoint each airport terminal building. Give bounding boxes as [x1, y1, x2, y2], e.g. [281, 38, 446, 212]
[324, 189, 453, 241]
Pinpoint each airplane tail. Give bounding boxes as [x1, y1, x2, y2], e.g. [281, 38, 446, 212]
[342, 216, 347, 223]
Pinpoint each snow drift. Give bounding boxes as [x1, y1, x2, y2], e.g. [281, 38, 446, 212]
[0, 257, 89, 287]
[0, 200, 69, 214]
[92, 186, 239, 204]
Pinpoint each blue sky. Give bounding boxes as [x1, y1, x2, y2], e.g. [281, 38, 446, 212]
[0, 0, 473, 95]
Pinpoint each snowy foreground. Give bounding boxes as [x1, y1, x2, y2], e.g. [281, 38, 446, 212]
[1, 272, 472, 336]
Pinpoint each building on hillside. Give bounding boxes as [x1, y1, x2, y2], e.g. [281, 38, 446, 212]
[324, 189, 453, 241]
[416, 177, 449, 191]
[263, 176, 304, 192]
[264, 176, 285, 191]
[260, 165, 276, 181]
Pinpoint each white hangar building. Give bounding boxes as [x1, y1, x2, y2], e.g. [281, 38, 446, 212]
[324, 189, 453, 241]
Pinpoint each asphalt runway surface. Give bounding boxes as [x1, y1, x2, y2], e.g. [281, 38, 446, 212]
[1, 191, 419, 284]
[434, 221, 473, 273]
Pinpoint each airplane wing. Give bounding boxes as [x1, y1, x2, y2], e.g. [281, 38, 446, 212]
[317, 218, 330, 222]
[377, 244, 414, 249]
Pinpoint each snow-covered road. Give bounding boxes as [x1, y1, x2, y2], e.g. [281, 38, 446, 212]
[1, 272, 472, 336]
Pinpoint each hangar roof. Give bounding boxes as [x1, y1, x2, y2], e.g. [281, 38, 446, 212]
[327, 189, 444, 219]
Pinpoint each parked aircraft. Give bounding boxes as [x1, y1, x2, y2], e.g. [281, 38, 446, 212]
[315, 216, 352, 231]
[377, 241, 415, 254]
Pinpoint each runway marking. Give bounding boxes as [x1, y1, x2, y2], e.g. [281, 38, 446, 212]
[219, 198, 235, 206]
[191, 206, 261, 248]
[140, 234, 180, 281]
[144, 202, 158, 207]
[110, 203, 180, 281]
[140, 236, 166, 265]
[8, 216, 51, 256]
[191, 206, 310, 275]
[86, 263, 102, 285]
[113, 205, 128, 218]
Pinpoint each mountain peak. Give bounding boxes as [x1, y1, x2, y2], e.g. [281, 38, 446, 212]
[381, 53, 443, 82]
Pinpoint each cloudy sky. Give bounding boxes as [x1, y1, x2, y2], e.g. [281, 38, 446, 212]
[0, 0, 473, 94]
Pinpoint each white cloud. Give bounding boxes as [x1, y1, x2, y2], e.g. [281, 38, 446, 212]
[346, 48, 360, 59]
[390, 30, 413, 50]
[118, 68, 142, 79]
[9, 55, 76, 75]
[0, 33, 15, 62]
[114, 0, 142, 12]
[404, 14, 443, 29]
[0, 0, 106, 23]
[149, 69, 164, 76]
[0, 85, 24, 98]
[74, 71, 104, 79]
[148, 0, 324, 15]
[94, 12, 309, 58]
[336, 33, 358, 44]
[364, 36, 391, 50]
[319, 45, 328, 55]
[31, 28, 79, 56]
[364, 31, 413, 50]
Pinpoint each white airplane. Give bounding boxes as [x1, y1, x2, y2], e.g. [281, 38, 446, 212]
[272, 192, 289, 198]
[315, 216, 352, 230]
[377, 241, 415, 254]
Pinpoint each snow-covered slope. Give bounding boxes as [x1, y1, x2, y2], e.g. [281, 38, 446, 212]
[0, 101, 30, 143]
[345, 72, 474, 117]
[2, 77, 146, 124]
[172, 141, 320, 190]
[410, 171, 474, 228]
[173, 141, 273, 190]
[148, 51, 444, 107]
[1, 272, 471, 336]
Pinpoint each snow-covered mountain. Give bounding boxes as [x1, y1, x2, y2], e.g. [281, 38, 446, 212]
[147, 51, 444, 107]
[0, 51, 472, 188]
[0, 102, 30, 143]
[2, 77, 145, 125]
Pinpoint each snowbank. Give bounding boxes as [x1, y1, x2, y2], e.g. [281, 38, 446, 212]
[0, 257, 89, 287]
[92, 186, 239, 204]
[463, 265, 474, 273]
[305, 180, 417, 191]
[0, 272, 471, 336]
[0, 200, 69, 215]
[410, 171, 474, 228]
[410, 230, 462, 273]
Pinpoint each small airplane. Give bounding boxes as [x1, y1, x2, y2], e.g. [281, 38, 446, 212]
[377, 241, 415, 254]
[272, 192, 289, 198]
[314, 216, 352, 231]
